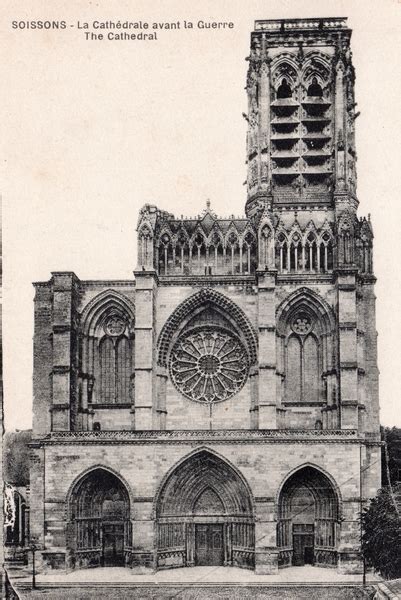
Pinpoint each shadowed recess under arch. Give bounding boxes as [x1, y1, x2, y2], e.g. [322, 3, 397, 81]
[157, 450, 254, 518]
[67, 468, 132, 570]
[156, 450, 255, 570]
[277, 466, 340, 568]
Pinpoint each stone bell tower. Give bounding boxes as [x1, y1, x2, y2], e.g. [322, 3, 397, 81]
[245, 18, 358, 217]
[244, 18, 377, 434]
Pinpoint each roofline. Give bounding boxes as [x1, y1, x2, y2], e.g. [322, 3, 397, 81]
[254, 17, 349, 32]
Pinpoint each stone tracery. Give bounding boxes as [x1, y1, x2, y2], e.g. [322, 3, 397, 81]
[157, 288, 258, 368]
[276, 288, 337, 420]
[169, 328, 249, 404]
[137, 202, 372, 277]
[79, 291, 135, 410]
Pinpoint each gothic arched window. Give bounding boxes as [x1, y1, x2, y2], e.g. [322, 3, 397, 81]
[305, 232, 318, 271]
[285, 314, 320, 404]
[277, 291, 337, 425]
[98, 316, 132, 404]
[80, 291, 135, 423]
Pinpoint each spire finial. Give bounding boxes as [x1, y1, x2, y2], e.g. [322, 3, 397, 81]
[206, 199, 211, 210]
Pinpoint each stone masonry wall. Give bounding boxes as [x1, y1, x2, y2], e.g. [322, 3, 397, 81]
[36, 439, 370, 570]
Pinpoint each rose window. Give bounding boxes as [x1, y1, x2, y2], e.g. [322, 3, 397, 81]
[169, 329, 249, 404]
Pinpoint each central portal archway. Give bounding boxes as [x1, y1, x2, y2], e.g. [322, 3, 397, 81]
[156, 450, 255, 570]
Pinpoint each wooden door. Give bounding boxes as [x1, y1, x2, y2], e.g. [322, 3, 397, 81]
[102, 523, 125, 566]
[293, 532, 314, 566]
[195, 524, 224, 566]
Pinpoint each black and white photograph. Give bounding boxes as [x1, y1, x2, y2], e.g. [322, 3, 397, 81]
[2, 1, 401, 598]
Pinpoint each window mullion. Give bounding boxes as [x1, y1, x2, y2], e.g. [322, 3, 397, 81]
[114, 339, 118, 404]
[300, 337, 304, 402]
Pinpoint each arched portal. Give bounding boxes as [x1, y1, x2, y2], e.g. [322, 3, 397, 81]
[156, 450, 255, 570]
[67, 468, 131, 569]
[277, 466, 340, 568]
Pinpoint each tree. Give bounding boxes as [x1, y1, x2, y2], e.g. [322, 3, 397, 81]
[3, 430, 32, 486]
[381, 426, 401, 487]
[361, 485, 401, 579]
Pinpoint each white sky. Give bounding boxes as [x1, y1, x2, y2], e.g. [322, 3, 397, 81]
[2, 0, 401, 430]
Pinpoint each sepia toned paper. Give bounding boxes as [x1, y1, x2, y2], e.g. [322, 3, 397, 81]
[1, 0, 401, 596]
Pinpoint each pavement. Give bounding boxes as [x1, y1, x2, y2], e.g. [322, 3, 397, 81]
[5, 565, 381, 599]
[7, 564, 379, 585]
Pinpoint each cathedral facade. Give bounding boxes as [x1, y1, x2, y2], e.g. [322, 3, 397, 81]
[30, 17, 380, 575]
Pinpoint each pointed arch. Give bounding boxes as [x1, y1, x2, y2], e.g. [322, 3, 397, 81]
[155, 448, 255, 570]
[277, 77, 293, 99]
[276, 464, 341, 567]
[271, 53, 299, 90]
[157, 226, 176, 275]
[190, 225, 208, 246]
[241, 226, 257, 274]
[80, 290, 135, 408]
[224, 223, 240, 245]
[275, 222, 289, 272]
[303, 220, 318, 240]
[176, 225, 190, 244]
[66, 465, 133, 569]
[156, 448, 254, 516]
[304, 225, 319, 272]
[81, 289, 135, 337]
[276, 287, 335, 336]
[153, 446, 256, 518]
[208, 226, 224, 247]
[288, 223, 303, 272]
[302, 52, 331, 86]
[277, 289, 336, 410]
[157, 289, 258, 367]
[358, 218, 374, 274]
[66, 464, 134, 516]
[288, 219, 303, 241]
[5, 487, 27, 546]
[193, 487, 225, 514]
[138, 222, 153, 239]
[307, 77, 323, 97]
[337, 211, 355, 236]
[275, 462, 342, 512]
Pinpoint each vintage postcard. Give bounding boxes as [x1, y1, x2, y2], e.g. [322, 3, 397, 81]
[2, 1, 401, 598]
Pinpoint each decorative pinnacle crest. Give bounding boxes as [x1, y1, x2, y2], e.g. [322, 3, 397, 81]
[199, 199, 217, 219]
